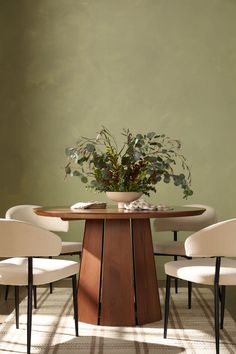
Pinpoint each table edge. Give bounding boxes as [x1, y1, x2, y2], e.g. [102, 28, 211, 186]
[34, 206, 206, 220]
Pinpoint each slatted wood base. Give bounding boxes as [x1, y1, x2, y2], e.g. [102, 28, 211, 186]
[77, 218, 161, 326]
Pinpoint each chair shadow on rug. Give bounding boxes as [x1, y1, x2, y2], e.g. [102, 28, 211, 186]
[2, 285, 236, 353]
[0, 285, 185, 354]
[48, 337, 184, 354]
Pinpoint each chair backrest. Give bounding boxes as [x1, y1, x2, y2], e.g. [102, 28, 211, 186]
[185, 218, 236, 258]
[0, 218, 62, 257]
[5, 205, 69, 232]
[154, 204, 217, 232]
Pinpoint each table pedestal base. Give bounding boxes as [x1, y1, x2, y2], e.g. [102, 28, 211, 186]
[77, 218, 161, 326]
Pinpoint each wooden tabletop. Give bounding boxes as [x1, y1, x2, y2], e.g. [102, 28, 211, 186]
[34, 205, 206, 220]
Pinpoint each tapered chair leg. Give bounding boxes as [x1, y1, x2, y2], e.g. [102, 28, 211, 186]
[174, 255, 178, 293]
[5, 285, 9, 301]
[164, 275, 171, 338]
[27, 282, 33, 354]
[49, 256, 53, 294]
[49, 283, 53, 294]
[214, 257, 221, 354]
[27, 258, 33, 354]
[33, 286, 37, 309]
[214, 283, 220, 354]
[72, 274, 79, 336]
[187, 281, 192, 309]
[7, 285, 35, 328]
[173, 231, 178, 293]
[15, 286, 19, 329]
[220, 285, 226, 330]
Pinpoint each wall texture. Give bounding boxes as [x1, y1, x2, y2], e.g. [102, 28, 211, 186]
[1, 0, 236, 282]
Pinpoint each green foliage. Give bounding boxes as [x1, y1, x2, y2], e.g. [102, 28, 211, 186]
[65, 127, 193, 199]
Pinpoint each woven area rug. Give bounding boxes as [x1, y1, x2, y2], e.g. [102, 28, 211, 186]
[0, 286, 236, 353]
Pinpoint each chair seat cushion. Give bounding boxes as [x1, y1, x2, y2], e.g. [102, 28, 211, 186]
[165, 257, 236, 285]
[0, 257, 79, 286]
[61, 241, 82, 254]
[153, 241, 186, 256]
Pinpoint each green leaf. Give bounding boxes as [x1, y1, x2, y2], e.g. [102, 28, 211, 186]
[81, 176, 88, 183]
[136, 134, 143, 140]
[86, 144, 95, 152]
[72, 170, 81, 176]
[65, 164, 71, 174]
[163, 174, 170, 183]
[147, 132, 155, 139]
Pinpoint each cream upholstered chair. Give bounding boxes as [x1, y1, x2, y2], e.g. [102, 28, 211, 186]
[153, 204, 217, 301]
[5, 204, 82, 257]
[0, 218, 79, 354]
[164, 219, 236, 354]
[5, 204, 82, 299]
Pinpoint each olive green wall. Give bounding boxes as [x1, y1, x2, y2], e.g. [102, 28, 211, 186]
[1, 0, 236, 286]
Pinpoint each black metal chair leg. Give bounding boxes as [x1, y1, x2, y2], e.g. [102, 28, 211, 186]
[214, 257, 221, 354]
[49, 283, 53, 294]
[15, 286, 19, 329]
[5, 285, 9, 301]
[187, 281, 192, 309]
[72, 274, 79, 336]
[173, 257, 178, 293]
[33, 286, 37, 309]
[220, 285, 226, 330]
[214, 283, 220, 354]
[27, 283, 33, 354]
[48, 256, 53, 294]
[173, 231, 178, 293]
[174, 278, 178, 293]
[27, 258, 33, 354]
[164, 275, 171, 338]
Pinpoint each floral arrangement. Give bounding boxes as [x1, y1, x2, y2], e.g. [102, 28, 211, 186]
[64, 126, 193, 199]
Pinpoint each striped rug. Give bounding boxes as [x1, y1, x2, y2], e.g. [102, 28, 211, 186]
[0, 286, 235, 353]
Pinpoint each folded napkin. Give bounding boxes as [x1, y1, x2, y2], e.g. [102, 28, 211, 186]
[124, 198, 172, 211]
[70, 201, 107, 209]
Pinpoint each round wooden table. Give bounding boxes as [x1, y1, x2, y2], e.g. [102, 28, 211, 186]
[35, 206, 205, 326]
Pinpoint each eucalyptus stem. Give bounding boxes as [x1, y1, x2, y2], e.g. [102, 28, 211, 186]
[65, 127, 193, 198]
